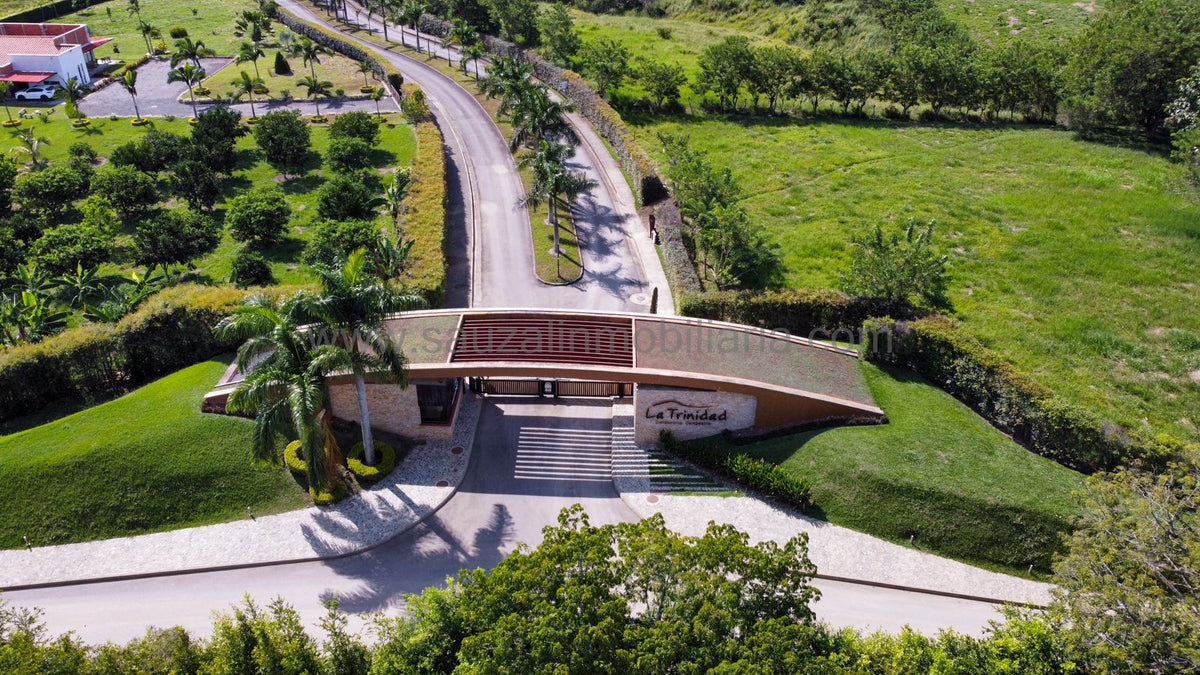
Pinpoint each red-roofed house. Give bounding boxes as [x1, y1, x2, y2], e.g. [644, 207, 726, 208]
[0, 23, 112, 87]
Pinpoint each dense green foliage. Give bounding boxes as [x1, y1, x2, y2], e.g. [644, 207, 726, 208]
[253, 110, 312, 171]
[303, 219, 380, 267]
[0, 357, 305, 548]
[840, 219, 949, 313]
[347, 441, 398, 481]
[230, 247, 274, 287]
[226, 186, 293, 249]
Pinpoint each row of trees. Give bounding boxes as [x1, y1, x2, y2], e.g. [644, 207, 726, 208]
[4, 446, 1198, 670]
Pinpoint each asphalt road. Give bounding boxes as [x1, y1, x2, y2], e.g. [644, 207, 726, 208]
[283, 0, 654, 311]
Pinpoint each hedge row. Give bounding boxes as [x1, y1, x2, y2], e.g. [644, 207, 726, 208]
[0, 284, 252, 423]
[680, 288, 895, 339]
[403, 120, 448, 306]
[652, 200, 702, 296]
[862, 316, 1144, 473]
[660, 431, 811, 508]
[417, 14, 665, 205]
[278, 9, 404, 97]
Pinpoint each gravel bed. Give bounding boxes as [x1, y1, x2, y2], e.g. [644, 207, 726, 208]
[0, 393, 481, 589]
[610, 400, 1053, 606]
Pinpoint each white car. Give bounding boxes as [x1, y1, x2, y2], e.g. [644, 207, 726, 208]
[14, 84, 58, 101]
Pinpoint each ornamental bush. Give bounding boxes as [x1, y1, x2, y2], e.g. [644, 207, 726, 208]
[284, 440, 306, 474]
[660, 430, 812, 509]
[347, 441, 398, 482]
[273, 50, 291, 75]
[328, 110, 380, 145]
[226, 186, 292, 248]
[309, 481, 347, 505]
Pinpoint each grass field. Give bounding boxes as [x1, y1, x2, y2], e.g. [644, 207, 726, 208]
[59, 0, 258, 60]
[0, 357, 308, 549]
[0, 113, 417, 284]
[939, 0, 1102, 43]
[200, 50, 371, 104]
[687, 362, 1085, 573]
[629, 113, 1200, 443]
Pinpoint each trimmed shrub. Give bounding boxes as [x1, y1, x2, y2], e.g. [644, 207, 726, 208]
[274, 50, 291, 75]
[403, 121, 448, 306]
[400, 87, 429, 123]
[653, 200, 701, 297]
[347, 441, 398, 482]
[681, 289, 893, 339]
[230, 247, 273, 288]
[328, 110, 380, 145]
[863, 316, 1139, 472]
[326, 136, 372, 173]
[660, 431, 812, 508]
[309, 481, 347, 505]
[284, 440, 306, 474]
[168, 26, 188, 38]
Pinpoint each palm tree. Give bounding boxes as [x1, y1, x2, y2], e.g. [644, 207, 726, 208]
[236, 41, 266, 78]
[370, 86, 387, 119]
[138, 21, 158, 54]
[293, 37, 325, 78]
[377, 0, 393, 42]
[385, 168, 412, 221]
[481, 56, 535, 117]
[232, 71, 265, 119]
[399, 0, 425, 53]
[299, 75, 333, 117]
[519, 140, 596, 275]
[508, 86, 576, 151]
[60, 76, 87, 107]
[170, 37, 214, 69]
[0, 82, 16, 126]
[120, 70, 142, 123]
[462, 41, 485, 81]
[11, 128, 48, 167]
[128, 0, 153, 53]
[168, 63, 206, 118]
[449, 20, 475, 70]
[297, 248, 427, 466]
[216, 294, 346, 492]
[357, 61, 375, 90]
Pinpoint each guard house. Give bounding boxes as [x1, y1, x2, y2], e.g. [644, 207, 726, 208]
[0, 23, 112, 86]
[204, 309, 886, 445]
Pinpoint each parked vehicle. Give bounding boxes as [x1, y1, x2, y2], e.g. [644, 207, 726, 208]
[14, 84, 58, 101]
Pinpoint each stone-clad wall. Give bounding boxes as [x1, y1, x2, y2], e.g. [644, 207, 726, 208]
[328, 382, 454, 442]
[634, 385, 757, 445]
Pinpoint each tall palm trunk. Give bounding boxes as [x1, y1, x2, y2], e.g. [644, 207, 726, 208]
[188, 85, 198, 118]
[353, 370, 378, 465]
[549, 196, 560, 254]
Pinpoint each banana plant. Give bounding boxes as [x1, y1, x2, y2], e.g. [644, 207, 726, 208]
[55, 263, 100, 310]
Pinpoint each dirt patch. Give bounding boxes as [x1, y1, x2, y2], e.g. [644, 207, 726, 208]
[1073, 0, 1096, 11]
[1190, 370, 1200, 384]
[1007, 15, 1022, 27]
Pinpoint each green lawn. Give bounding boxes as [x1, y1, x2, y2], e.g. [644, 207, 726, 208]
[200, 52, 376, 104]
[59, 0, 259, 60]
[687, 362, 1085, 573]
[0, 357, 308, 549]
[939, 0, 1102, 43]
[630, 113, 1200, 444]
[0, 114, 417, 284]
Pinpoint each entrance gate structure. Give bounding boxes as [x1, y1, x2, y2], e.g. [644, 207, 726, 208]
[470, 378, 634, 398]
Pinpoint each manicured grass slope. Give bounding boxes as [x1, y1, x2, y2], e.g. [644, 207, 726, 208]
[0, 115, 417, 285]
[691, 362, 1084, 572]
[631, 115, 1200, 442]
[60, 0, 262, 59]
[0, 358, 307, 549]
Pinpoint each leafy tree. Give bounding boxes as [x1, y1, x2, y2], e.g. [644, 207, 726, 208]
[578, 39, 630, 100]
[637, 60, 687, 111]
[486, 0, 539, 44]
[78, 194, 119, 234]
[227, 186, 292, 248]
[539, 3, 579, 66]
[748, 45, 796, 113]
[230, 246, 274, 287]
[66, 142, 97, 177]
[0, 224, 23, 279]
[253, 110, 311, 174]
[327, 136, 373, 173]
[695, 35, 753, 110]
[91, 165, 159, 219]
[133, 209, 220, 275]
[191, 106, 246, 174]
[109, 130, 188, 174]
[1169, 65, 1200, 185]
[297, 249, 426, 466]
[328, 110, 380, 144]
[1049, 451, 1200, 672]
[30, 223, 112, 275]
[317, 173, 379, 221]
[401, 87, 430, 123]
[840, 219, 949, 312]
[0, 155, 18, 215]
[1061, 0, 1200, 137]
[884, 44, 925, 116]
[169, 159, 221, 211]
[303, 219, 378, 267]
[13, 166, 89, 221]
[216, 294, 345, 491]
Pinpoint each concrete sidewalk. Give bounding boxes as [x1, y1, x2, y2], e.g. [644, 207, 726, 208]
[610, 402, 1054, 606]
[0, 395, 481, 590]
